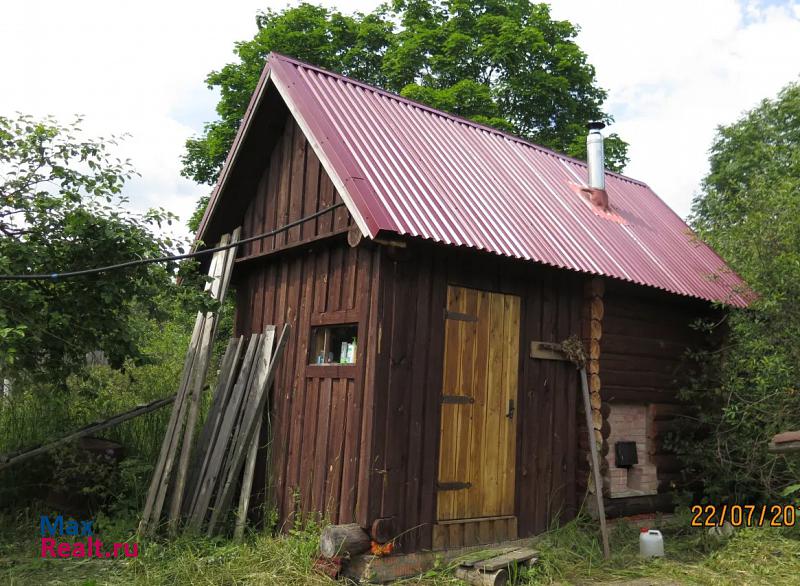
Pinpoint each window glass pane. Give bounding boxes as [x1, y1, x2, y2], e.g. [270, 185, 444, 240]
[309, 324, 357, 364]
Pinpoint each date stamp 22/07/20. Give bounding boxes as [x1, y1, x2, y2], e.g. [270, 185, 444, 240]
[691, 504, 797, 527]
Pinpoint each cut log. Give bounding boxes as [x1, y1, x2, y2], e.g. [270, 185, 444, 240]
[320, 524, 371, 558]
[455, 567, 508, 586]
[370, 517, 396, 544]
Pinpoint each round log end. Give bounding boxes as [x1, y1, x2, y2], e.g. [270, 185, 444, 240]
[320, 523, 371, 558]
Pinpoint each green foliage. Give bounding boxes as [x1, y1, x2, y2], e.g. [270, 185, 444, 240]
[182, 0, 628, 203]
[182, 2, 394, 187]
[0, 114, 186, 383]
[678, 82, 800, 501]
[0, 300, 195, 511]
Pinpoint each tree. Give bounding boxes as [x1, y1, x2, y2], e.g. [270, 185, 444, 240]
[182, 0, 628, 205]
[677, 83, 800, 501]
[0, 114, 183, 383]
[182, 3, 394, 188]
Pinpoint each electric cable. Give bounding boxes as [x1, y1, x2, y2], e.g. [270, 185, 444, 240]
[0, 202, 347, 282]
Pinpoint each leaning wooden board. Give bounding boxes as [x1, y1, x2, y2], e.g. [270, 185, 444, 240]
[470, 548, 538, 571]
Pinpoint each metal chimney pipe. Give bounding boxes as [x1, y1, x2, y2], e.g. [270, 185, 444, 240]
[586, 121, 606, 191]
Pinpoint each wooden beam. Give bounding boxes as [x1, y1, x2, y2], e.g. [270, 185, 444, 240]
[184, 337, 244, 517]
[769, 441, 800, 454]
[319, 523, 371, 558]
[186, 334, 261, 532]
[138, 229, 240, 536]
[234, 228, 349, 265]
[580, 366, 610, 559]
[529, 341, 570, 361]
[169, 229, 240, 533]
[0, 396, 175, 471]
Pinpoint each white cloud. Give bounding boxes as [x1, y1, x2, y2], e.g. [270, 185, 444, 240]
[549, 0, 800, 216]
[1, 0, 798, 243]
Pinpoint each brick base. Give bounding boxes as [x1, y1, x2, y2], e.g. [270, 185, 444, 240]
[606, 403, 658, 497]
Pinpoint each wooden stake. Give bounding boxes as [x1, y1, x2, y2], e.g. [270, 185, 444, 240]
[580, 366, 610, 559]
[138, 229, 240, 536]
[184, 336, 244, 516]
[169, 230, 240, 533]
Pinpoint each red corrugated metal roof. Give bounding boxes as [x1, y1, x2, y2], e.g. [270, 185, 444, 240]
[205, 52, 751, 307]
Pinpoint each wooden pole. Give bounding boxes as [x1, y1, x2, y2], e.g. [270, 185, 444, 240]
[0, 395, 175, 471]
[169, 232, 238, 533]
[580, 366, 610, 559]
[184, 337, 244, 517]
[186, 334, 261, 532]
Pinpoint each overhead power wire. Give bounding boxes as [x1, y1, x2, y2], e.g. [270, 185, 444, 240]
[0, 202, 347, 282]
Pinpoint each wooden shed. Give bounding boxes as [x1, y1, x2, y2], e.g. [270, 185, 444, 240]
[196, 53, 749, 552]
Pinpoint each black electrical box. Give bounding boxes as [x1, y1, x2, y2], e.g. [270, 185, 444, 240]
[615, 441, 638, 468]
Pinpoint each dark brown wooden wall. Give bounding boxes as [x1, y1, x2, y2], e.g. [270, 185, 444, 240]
[235, 241, 378, 528]
[239, 116, 352, 262]
[366, 244, 585, 551]
[601, 282, 707, 406]
[232, 114, 374, 529]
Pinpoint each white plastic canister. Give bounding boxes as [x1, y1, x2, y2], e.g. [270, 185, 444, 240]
[639, 528, 665, 558]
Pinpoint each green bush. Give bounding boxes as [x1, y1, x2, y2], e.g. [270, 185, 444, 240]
[677, 82, 800, 502]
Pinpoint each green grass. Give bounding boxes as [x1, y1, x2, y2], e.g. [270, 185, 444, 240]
[2, 509, 800, 585]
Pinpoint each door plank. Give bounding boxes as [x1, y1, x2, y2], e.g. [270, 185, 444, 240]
[437, 286, 463, 520]
[501, 295, 520, 515]
[454, 288, 478, 519]
[483, 292, 505, 516]
[467, 290, 491, 518]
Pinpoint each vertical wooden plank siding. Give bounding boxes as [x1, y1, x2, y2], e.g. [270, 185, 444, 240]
[369, 245, 583, 551]
[239, 116, 352, 261]
[233, 113, 371, 530]
[237, 243, 376, 529]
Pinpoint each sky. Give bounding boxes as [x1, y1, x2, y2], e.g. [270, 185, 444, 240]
[1, 0, 799, 242]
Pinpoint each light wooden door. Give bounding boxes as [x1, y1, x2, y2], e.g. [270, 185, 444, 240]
[437, 285, 520, 521]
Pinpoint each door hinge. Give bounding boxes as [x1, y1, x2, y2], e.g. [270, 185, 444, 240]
[436, 481, 472, 491]
[444, 310, 478, 322]
[441, 394, 474, 404]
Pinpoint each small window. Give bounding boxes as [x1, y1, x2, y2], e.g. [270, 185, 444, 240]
[309, 324, 358, 365]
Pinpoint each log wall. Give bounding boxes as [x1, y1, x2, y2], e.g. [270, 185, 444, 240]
[600, 280, 712, 499]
